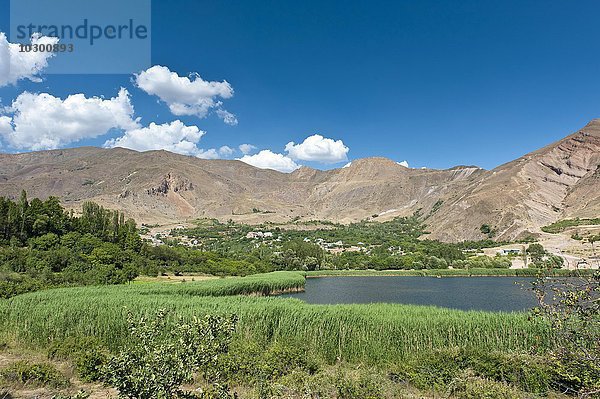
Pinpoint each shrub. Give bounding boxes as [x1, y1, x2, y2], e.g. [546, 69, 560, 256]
[260, 341, 319, 379]
[0, 361, 69, 388]
[47, 336, 102, 360]
[103, 309, 237, 399]
[448, 370, 523, 399]
[335, 372, 384, 399]
[390, 348, 552, 394]
[74, 347, 107, 382]
[533, 273, 600, 396]
[47, 336, 108, 382]
[277, 368, 331, 398]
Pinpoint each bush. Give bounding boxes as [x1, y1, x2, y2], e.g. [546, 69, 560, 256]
[47, 336, 102, 360]
[390, 348, 552, 394]
[276, 368, 330, 398]
[260, 341, 319, 379]
[104, 309, 237, 399]
[533, 273, 600, 396]
[0, 361, 69, 388]
[448, 370, 524, 399]
[74, 347, 107, 382]
[47, 336, 108, 382]
[335, 372, 384, 399]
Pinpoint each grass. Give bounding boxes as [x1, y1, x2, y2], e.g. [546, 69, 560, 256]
[0, 271, 550, 365]
[132, 271, 306, 296]
[305, 268, 592, 277]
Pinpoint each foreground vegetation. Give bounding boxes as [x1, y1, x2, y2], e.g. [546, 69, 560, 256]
[1, 193, 597, 397]
[0, 272, 548, 363]
[1, 271, 598, 398]
[0, 272, 552, 398]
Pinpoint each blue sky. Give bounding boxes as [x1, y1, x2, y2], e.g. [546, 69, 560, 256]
[1, 0, 600, 171]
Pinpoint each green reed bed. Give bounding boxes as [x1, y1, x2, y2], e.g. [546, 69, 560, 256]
[0, 271, 550, 365]
[136, 271, 306, 296]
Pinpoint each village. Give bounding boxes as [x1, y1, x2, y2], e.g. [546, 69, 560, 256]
[142, 222, 600, 270]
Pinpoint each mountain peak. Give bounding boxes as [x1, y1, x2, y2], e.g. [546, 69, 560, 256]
[583, 118, 600, 128]
[0, 122, 598, 242]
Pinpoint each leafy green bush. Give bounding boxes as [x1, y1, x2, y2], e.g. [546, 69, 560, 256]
[533, 273, 600, 396]
[391, 348, 552, 394]
[47, 336, 101, 360]
[335, 372, 384, 399]
[103, 309, 237, 399]
[217, 337, 320, 391]
[47, 336, 108, 382]
[276, 368, 330, 398]
[448, 370, 523, 399]
[74, 347, 107, 382]
[0, 361, 69, 388]
[260, 341, 319, 379]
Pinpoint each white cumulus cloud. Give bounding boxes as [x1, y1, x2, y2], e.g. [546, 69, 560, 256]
[285, 134, 349, 163]
[103, 120, 219, 159]
[0, 88, 139, 151]
[215, 108, 238, 126]
[0, 32, 59, 87]
[397, 160, 409, 168]
[135, 65, 236, 123]
[196, 148, 220, 159]
[239, 143, 257, 155]
[0, 116, 12, 135]
[238, 150, 300, 173]
[218, 145, 235, 156]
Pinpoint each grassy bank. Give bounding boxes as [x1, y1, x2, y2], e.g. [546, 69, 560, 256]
[133, 271, 306, 296]
[0, 271, 550, 365]
[305, 268, 592, 277]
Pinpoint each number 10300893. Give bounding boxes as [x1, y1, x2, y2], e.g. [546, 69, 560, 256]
[19, 43, 74, 52]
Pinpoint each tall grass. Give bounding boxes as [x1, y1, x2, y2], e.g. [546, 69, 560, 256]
[0, 271, 550, 365]
[135, 271, 306, 296]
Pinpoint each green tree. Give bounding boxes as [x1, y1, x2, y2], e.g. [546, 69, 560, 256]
[589, 235, 599, 259]
[526, 243, 546, 265]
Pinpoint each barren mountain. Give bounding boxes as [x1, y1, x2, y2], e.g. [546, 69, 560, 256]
[0, 120, 599, 242]
[424, 119, 600, 241]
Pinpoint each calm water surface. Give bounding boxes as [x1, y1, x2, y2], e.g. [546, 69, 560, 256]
[281, 276, 537, 312]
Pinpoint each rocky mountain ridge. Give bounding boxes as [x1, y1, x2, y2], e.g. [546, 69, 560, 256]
[1, 120, 599, 242]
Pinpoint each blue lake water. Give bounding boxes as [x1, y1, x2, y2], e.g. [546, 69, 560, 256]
[281, 276, 538, 312]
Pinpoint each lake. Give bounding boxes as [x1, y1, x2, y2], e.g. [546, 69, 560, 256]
[281, 276, 538, 312]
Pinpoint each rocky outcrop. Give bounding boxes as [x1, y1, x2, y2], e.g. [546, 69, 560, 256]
[147, 173, 194, 196]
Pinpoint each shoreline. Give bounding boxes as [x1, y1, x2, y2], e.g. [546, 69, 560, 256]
[305, 268, 595, 278]
[248, 286, 306, 296]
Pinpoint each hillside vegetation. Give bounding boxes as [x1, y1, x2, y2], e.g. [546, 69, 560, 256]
[541, 217, 600, 233]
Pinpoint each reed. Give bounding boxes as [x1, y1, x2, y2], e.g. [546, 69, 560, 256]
[0, 271, 550, 365]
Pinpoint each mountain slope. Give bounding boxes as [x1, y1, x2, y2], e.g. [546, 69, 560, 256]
[424, 119, 600, 241]
[0, 120, 598, 242]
